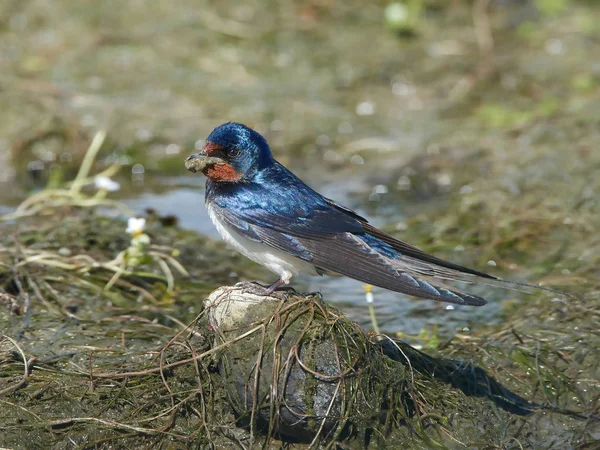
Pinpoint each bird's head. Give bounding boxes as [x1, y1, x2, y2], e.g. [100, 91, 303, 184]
[185, 122, 274, 182]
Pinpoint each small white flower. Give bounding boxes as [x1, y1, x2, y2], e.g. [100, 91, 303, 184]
[132, 233, 151, 246]
[126, 217, 146, 236]
[94, 175, 121, 192]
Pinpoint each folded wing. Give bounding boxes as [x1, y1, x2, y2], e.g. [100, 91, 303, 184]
[210, 179, 566, 304]
[212, 203, 489, 306]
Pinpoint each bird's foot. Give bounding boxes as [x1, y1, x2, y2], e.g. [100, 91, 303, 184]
[234, 281, 270, 296]
[235, 280, 296, 297]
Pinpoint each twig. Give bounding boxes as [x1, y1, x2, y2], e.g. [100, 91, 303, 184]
[84, 324, 263, 379]
[0, 334, 31, 395]
[70, 130, 107, 195]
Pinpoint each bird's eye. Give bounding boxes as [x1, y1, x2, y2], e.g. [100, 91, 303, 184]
[227, 148, 240, 158]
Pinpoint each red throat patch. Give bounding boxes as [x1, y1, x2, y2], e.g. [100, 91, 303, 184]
[205, 163, 242, 182]
[202, 141, 223, 155]
[201, 140, 242, 181]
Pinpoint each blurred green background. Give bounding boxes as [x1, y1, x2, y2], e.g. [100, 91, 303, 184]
[1, 2, 599, 448]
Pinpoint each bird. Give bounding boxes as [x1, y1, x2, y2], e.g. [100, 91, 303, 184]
[185, 122, 560, 307]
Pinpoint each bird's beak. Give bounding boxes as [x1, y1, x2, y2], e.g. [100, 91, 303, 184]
[185, 152, 226, 173]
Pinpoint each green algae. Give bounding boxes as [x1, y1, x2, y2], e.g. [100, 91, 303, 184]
[0, 1, 599, 448]
[0, 200, 597, 448]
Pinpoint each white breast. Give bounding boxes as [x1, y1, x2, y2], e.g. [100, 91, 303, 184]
[207, 204, 319, 284]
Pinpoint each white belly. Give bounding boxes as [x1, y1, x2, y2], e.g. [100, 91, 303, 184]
[207, 205, 319, 283]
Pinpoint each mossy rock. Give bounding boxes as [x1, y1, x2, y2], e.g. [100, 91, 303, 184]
[205, 285, 583, 448]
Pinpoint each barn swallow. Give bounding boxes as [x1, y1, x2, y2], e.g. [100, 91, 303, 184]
[185, 122, 557, 306]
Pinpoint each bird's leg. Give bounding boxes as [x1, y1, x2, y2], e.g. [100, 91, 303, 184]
[264, 278, 285, 294]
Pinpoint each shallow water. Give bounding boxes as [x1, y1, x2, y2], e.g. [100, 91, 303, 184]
[1, 0, 599, 337]
[2, 4, 599, 448]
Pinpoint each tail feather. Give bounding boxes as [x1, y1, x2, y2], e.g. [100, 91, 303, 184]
[396, 255, 574, 299]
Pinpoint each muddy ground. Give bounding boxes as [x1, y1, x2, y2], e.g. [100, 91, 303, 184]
[0, 0, 599, 448]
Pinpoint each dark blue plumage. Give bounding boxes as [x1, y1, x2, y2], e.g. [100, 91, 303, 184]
[185, 122, 550, 306]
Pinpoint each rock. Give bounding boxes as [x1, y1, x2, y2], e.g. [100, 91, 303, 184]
[204, 285, 541, 446]
[205, 286, 361, 443]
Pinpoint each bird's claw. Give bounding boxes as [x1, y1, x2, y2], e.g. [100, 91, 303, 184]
[234, 281, 296, 298]
[235, 281, 267, 295]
